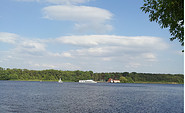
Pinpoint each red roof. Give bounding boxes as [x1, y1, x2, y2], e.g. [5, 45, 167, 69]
[107, 78, 113, 82]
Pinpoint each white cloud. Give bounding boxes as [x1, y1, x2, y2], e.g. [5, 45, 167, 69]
[0, 32, 19, 44]
[51, 52, 72, 57]
[74, 23, 113, 33]
[0, 32, 46, 54]
[16, 0, 39, 2]
[43, 5, 112, 23]
[55, 35, 169, 71]
[46, 0, 91, 5]
[16, 0, 91, 5]
[73, 47, 110, 57]
[33, 63, 56, 68]
[12, 38, 47, 57]
[102, 57, 112, 61]
[21, 40, 45, 51]
[125, 62, 141, 69]
[29, 62, 81, 70]
[142, 53, 157, 61]
[16, 0, 113, 33]
[56, 35, 168, 50]
[42, 5, 113, 33]
[0, 32, 173, 72]
[62, 52, 72, 57]
[0, 32, 46, 57]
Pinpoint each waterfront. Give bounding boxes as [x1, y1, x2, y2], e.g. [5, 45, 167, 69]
[0, 81, 183, 113]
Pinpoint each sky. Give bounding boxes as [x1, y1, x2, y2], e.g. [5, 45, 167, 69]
[0, 0, 184, 74]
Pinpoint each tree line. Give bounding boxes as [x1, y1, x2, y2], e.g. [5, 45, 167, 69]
[0, 67, 183, 84]
[93, 72, 183, 84]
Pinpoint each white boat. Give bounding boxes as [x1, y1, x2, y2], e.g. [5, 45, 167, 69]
[79, 80, 97, 83]
[58, 78, 63, 83]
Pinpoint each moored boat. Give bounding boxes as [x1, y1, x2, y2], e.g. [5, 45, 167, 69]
[79, 80, 97, 83]
[58, 78, 63, 83]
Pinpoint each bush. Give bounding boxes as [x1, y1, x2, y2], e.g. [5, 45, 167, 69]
[120, 76, 128, 83]
[126, 77, 134, 83]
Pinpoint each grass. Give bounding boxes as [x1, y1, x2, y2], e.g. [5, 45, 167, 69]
[134, 81, 182, 84]
[8, 79, 75, 82]
[5, 79, 184, 84]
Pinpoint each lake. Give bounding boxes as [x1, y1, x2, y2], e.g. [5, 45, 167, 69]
[0, 81, 183, 113]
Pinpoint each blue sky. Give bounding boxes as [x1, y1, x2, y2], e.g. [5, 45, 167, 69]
[0, 0, 183, 74]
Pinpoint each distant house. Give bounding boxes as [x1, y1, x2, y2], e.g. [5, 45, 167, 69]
[113, 80, 120, 83]
[107, 78, 113, 83]
[107, 78, 120, 83]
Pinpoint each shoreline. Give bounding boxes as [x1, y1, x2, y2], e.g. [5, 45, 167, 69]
[2, 80, 183, 84]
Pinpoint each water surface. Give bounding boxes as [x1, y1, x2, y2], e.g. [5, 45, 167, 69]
[0, 81, 183, 113]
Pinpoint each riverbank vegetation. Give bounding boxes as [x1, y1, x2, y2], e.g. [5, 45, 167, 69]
[0, 67, 183, 84]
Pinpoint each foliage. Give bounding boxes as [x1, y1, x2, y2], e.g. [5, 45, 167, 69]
[120, 76, 128, 83]
[0, 68, 93, 82]
[0, 67, 183, 84]
[141, 0, 184, 47]
[125, 77, 134, 83]
[94, 72, 183, 84]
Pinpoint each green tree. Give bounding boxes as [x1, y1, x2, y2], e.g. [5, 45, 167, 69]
[0, 67, 4, 71]
[10, 73, 18, 80]
[120, 76, 128, 83]
[122, 72, 129, 77]
[141, 0, 184, 47]
[126, 77, 134, 83]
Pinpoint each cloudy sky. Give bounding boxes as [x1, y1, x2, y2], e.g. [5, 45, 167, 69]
[0, 0, 183, 73]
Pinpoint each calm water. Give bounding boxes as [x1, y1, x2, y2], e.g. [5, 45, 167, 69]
[0, 81, 183, 113]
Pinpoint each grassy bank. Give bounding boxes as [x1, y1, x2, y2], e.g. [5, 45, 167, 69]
[6, 80, 183, 84]
[134, 81, 182, 84]
[8, 79, 74, 82]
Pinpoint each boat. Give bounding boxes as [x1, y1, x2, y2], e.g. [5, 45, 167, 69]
[58, 78, 63, 83]
[79, 80, 97, 83]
